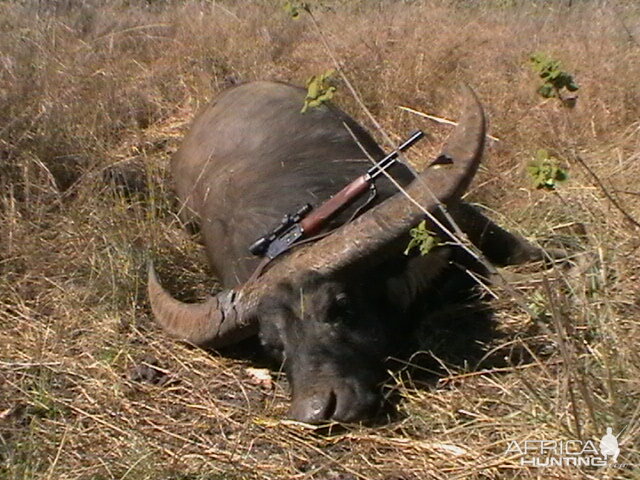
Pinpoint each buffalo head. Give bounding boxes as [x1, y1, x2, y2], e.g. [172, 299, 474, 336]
[148, 83, 486, 423]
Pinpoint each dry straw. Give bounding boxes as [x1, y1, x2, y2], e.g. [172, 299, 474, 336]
[1, 1, 639, 479]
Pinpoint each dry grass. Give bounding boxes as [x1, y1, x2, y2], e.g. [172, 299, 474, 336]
[1, 0, 640, 478]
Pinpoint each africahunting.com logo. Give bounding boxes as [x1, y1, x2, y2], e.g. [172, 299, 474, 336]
[505, 427, 631, 467]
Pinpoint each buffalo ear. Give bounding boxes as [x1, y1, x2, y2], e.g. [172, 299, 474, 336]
[441, 203, 567, 267]
[385, 248, 451, 311]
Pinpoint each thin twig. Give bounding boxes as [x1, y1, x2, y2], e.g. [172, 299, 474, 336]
[305, 10, 419, 177]
[45, 424, 69, 480]
[438, 358, 563, 385]
[307, 10, 556, 330]
[571, 153, 640, 229]
[305, 7, 505, 289]
[613, 4, 640, 49]
[398, 105, 501, 142]
[0, 361, 63, 368]
[541, 274, 583, 440]
[343, 120, 555, 334]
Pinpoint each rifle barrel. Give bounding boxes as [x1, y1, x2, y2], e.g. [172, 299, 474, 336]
[367, 130, 424, 180]
[251, 130, 425, 257]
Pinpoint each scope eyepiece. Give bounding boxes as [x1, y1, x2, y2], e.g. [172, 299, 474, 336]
[248, 203, 313, 257]
[249, 237, 269, 256]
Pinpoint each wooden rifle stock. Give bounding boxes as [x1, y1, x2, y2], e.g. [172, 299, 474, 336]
[300, 175, 370, 236]
[249, 130, 425, 260]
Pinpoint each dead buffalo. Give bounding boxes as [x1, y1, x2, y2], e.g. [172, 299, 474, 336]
[148, 81, 551, 423]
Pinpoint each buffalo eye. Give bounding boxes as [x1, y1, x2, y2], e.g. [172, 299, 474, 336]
[335, 292, 349, 308]
[327, 292, 352, 323]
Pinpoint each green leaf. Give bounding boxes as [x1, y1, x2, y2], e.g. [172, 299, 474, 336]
[283, 1, 309, 19]
[301, 69, 336, 113]
[404, 220, 441, 256]
[537, 83, 555, 98]
[547, 69, 561, 80]
[529, 52, 579, 102]
[527, 151, 569, 190]
[566, 79, 580, 92]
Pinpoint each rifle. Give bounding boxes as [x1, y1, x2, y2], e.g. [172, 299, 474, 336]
[248, 130, 425, 260]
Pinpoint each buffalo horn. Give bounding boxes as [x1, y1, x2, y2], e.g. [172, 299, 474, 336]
[148, 86, 485, 348]
[147, 262, 257, 347]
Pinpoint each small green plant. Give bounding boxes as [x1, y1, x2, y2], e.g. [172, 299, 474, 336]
[26, 368, 64, 420]
[527, 149, 569, 190]
[530, 52, 579, 103]
[283, 0, 310, 19]
[301, 69, 336, 113]
[496, 0, 517, 8]
[404, 220, 440, 256]
[528, 290, 550, 322]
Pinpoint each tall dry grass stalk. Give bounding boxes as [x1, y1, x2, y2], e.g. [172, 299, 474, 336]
[1, 1, 639, 478]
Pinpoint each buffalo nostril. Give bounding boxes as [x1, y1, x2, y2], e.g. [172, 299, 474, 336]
[331, 385, 380, 423]
[324, 389, 337, 420]
[290, 390, 337, 424]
